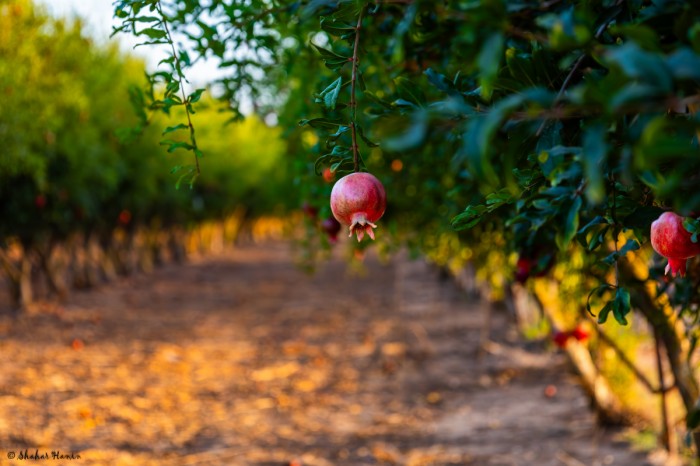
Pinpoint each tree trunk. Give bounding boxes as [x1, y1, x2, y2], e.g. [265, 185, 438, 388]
[526, 287, 628, 425]
[37, 237, 68, 300]
[18, 251, 33, 310]
[618, 261, 700, 459]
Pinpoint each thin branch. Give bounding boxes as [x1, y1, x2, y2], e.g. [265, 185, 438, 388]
[582, 310, 675, 394]
[349, 6, 365, 173]
[611, 173, 620, 287]
[654, 326, 673, 452]
[156, 1, 201, 175]
[535, 3, 622, 136]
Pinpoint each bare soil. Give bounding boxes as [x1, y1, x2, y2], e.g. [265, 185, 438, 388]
[0, 241, 660, 465]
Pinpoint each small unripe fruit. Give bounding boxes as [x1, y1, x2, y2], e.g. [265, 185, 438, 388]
[330, 172, 386, 242]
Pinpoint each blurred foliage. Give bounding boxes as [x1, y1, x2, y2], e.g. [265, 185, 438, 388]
[111, 0, 700, 455]
[0, 0, 289, 250]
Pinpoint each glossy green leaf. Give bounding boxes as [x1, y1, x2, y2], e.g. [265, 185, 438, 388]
[477, 32, 505, 101]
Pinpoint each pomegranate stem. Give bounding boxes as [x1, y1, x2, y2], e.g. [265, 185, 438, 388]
[349, 6, 365, 173]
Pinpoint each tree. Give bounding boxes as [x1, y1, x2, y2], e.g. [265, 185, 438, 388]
[111, 0, 700, 459]
[0, 0, 288, 308]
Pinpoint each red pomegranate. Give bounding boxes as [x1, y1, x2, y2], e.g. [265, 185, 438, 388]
[301, 202, 318, 219]
[650, 211, 700, 277]
[570, 326, 589, 342]
[322, 168, 335, 183]
[118, 209, 132, 226]
[552, 330, 570, 349]
[321, 216, 342, 243]
[34, 194, 47, 209]
[514, 257, 532, 284]
[330, 172, 386, 242]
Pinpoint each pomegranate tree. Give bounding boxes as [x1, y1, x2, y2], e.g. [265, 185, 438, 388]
[650, 211, 700, 277]
[330, 172, 386, 242]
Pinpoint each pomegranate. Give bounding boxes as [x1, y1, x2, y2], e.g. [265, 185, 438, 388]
[514, 257, 532, 284]
[322, 167, 335, 183]
[650, 211, 700, 277]
[544, 384, 557, 398]
[514, 252, 554, 284]
[330, 172, 386, 242]
[34, 194, 47, 209]
[321, 216, 342, 243]
[552, 330, 570, 349]
[301, 202, 318, 219]
[118, 209, 132, 226]
[570, 325, 589, 342]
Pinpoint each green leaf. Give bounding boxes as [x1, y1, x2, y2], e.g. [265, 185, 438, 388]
[394, 77, 426, 107]
[477, 32, 504, 101]
[683, 218, 698, 233]
[557, 196, 582, 250]
[316, 77, 343, 110]
[160, 140, 194, 153]
[602, 239, 641, 265]
[586, 283, 615, 316]
[458, 93, 526, 185]
[311, 43, 349, 70]
[384, 110, 428, 152]
[139, 27, 167, 40]
[597, 301, 614, 324]
[610, 24, 661, 51]
[577, 215, 610, 250]
[606, 43, 672, 93]
[320, 18, 356, 37]
[188, 88, 205, 104]
[357, 125, 379, 148]
[666, 48, 700, 80]
[452, 205, 487, 231]
[424, 68, 460, 97]
[690, 23, 700, 54]
[485, 188, 514, 207]
[330, 145, 350, 156]
[299, 118, 343, 129]
[329, 125, 351, 139]
[162, 123, 188, 135]
[612, 287, 631, 325]
[130, 15, 162, 24]
[588, 226, 609, 251]
[609, 84, 663, 112]
[578, 215, 609, 237]
[581, 124, 608, 204]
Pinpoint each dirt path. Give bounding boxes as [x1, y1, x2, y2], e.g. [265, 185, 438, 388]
[0, 241, 657, 465]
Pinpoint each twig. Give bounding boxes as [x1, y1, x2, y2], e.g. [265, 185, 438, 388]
[535, 4, 622, 136]
[654, 326, 673, 452]
[611, 174, 620, 288]
[156, 1, 201, 175]
[349, 6, 365, 173]
[583, 310, 675, 395]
